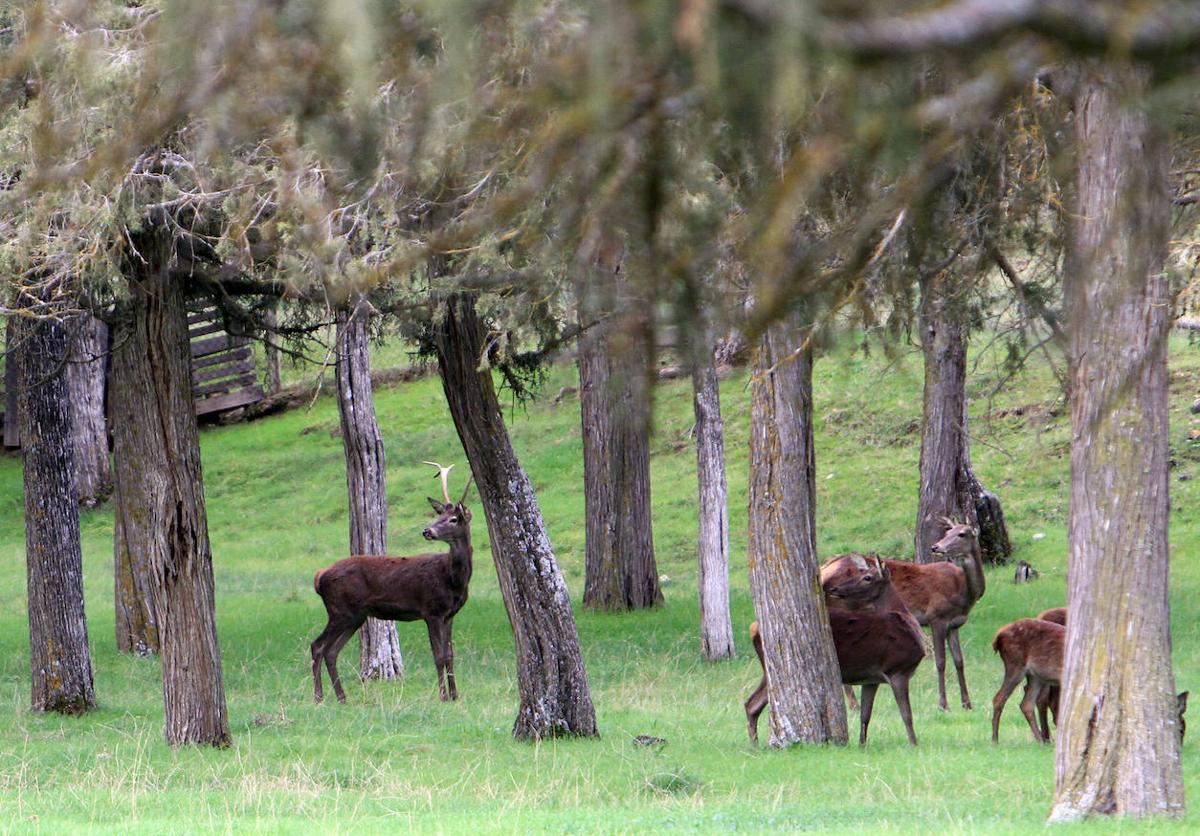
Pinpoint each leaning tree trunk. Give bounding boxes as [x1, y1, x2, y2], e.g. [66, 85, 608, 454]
[110, 238, 230, 747]
[1048, 62, 1183, 822]
[67, 314, 111, 508]
[14, 299, 96, 715]
[691, 326, 734, 660]
[577, 293, 661, 611]
[914, 277, 1010, 564]
[335, 302, 403, 681]
[747, 318, 846, 746]
[433, 293, 598, 740]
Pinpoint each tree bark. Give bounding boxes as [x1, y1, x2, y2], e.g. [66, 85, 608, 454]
[263, 303, 282, 395]
[67, 315, 112, 508]
[15, 301, 96, 715]
[110, 235, 230, 747]
[914, 277, 1010, 564]
[432, 293, 598, 740]
[747, 318, 847, 746]
[1049, 62, 1183, 821]
[577, 271, 662, 611]
[692, 327, 735, 660]
[335, 301, 403, 681]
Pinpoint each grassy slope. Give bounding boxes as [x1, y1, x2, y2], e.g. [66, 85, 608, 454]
[0, 334, 1197, 833]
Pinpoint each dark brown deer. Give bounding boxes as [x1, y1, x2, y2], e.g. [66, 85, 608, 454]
[879, 520, 987, 711]
[311, 462, 474, 704]
[746, 555, 925, 746]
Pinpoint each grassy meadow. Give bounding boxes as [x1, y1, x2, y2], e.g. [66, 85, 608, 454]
[0, 334, 1198, 832]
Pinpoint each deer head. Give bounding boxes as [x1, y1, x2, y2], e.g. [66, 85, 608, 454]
[421, 461, 474, 542]
[822, 553, 891, 602]
[930, 519, 979, 564]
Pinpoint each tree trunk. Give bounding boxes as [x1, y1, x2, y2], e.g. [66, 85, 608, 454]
[14, 301, 96, 715]
[577, 289, 661, 611]
[110, 236, 230, 747]
[692, 328, 735, 660]
[263, 303, 282, 395]
[747, 318, 846, 746]
[67, 315, 111, 508]
[1048, 62, 1183, 822]
[914, 277, 1010, 564]
[335, 301, 403, 681]
[432, 293, 598, 740]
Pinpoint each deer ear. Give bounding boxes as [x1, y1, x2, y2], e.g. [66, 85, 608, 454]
[457, 503, 472, 522]
[428, 497, 447, 514]
[1179, 691, 1189, 711]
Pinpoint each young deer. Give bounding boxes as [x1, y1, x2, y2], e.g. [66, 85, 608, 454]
[746, 555, 925, 746]
[991, 618, 1064, 742]
[879, 520, 987, 711]
[311, 462, 474, 704]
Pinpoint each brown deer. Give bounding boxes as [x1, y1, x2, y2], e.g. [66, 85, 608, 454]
[746, 555, 925, 746]
[878, 520, 987, 711]
[991, 618, 1064, 742]
[311, 462, 474, 704]
[1027, 607, 1187, 744]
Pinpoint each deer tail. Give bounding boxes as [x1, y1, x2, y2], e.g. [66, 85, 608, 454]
[313, 568, 327, 594]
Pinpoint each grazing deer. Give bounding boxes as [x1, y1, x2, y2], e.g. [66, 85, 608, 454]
[878, 520, 987, 711]
[746, 555, 925, 746]
[311, 462, 474, 704]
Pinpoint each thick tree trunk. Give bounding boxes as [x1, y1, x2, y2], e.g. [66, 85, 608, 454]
[67, 315, 111, 508]
[577, 287, 661, 611]
[110, 237, 230, 747]
[15, 302, 96, 715]
[433, 293, 598, 740]
[914, 278, 1010, 564]
[747, 319, 846, 746]
[335, 302, 403, 681]
[692, 329, 735, 660]
[1048, 63, 1183, 821]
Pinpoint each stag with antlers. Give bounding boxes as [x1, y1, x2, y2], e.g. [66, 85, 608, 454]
[311, 461, 474, 703]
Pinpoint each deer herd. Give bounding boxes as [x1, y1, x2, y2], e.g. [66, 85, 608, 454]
[309, 462, 1186, 749]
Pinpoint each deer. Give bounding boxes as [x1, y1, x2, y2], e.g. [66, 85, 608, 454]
[990, 617, 1064, 743]
[311, 461, 474, 704]
[746, 554, 926, 746]
[872, 520, 987, 712]
[1024, 607, 1187, 744]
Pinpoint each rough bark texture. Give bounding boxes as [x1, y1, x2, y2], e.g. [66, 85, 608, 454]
[577, 275, 661, 611]
[433, 293, 598, 739]
[15, 307, 96, 714]
[691, 330, 735, 660]
[747, 320, 847, 746]
[110, 239, 230, 747]
[914, 278, 1010, 564]
[1049, 62, 1183, 821]
[264, 303, 282, 395]
[67, 315, 112, 508]
[335, 302, 403, 681]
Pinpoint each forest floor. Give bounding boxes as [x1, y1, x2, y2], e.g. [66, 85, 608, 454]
[0, 333, 1197, 832]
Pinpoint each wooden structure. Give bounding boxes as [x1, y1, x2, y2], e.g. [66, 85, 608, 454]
[187, 306, 264, 416]
[2, 306, 264, 447]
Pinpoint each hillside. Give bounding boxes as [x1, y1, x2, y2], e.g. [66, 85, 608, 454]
[0, 334, 1196, 832]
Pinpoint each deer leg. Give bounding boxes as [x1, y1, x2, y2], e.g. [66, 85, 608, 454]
[948, 628, 971, 710]
[426, 617, 451, 701]
[991, 663, 1026, 743]
[745, 675, 768, 745]
[889, 674, 919, 746]
[1048, 685, 1061, 728]
[931, 621, 949, 711]
[443, 619, 457, 701]
[310, 621, 341, 704]
[858, 683, 879, 747]
[1020, 679, 1049, 743]
[1035, 684, 1053, 740]
[325, 620, 362, 704]
[844, 685, 860, 711]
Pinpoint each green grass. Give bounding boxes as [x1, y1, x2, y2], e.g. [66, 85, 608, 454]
[0, 333, 1198, 832]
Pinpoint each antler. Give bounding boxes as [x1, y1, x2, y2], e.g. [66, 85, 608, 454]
[423, 461, 454, 504]
[458, 472, 475, 505]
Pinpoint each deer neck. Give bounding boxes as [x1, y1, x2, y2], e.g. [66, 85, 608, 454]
[446, 531, 473, 581]
[874, 582, 910, 614]
[961, 543, 986, 605]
